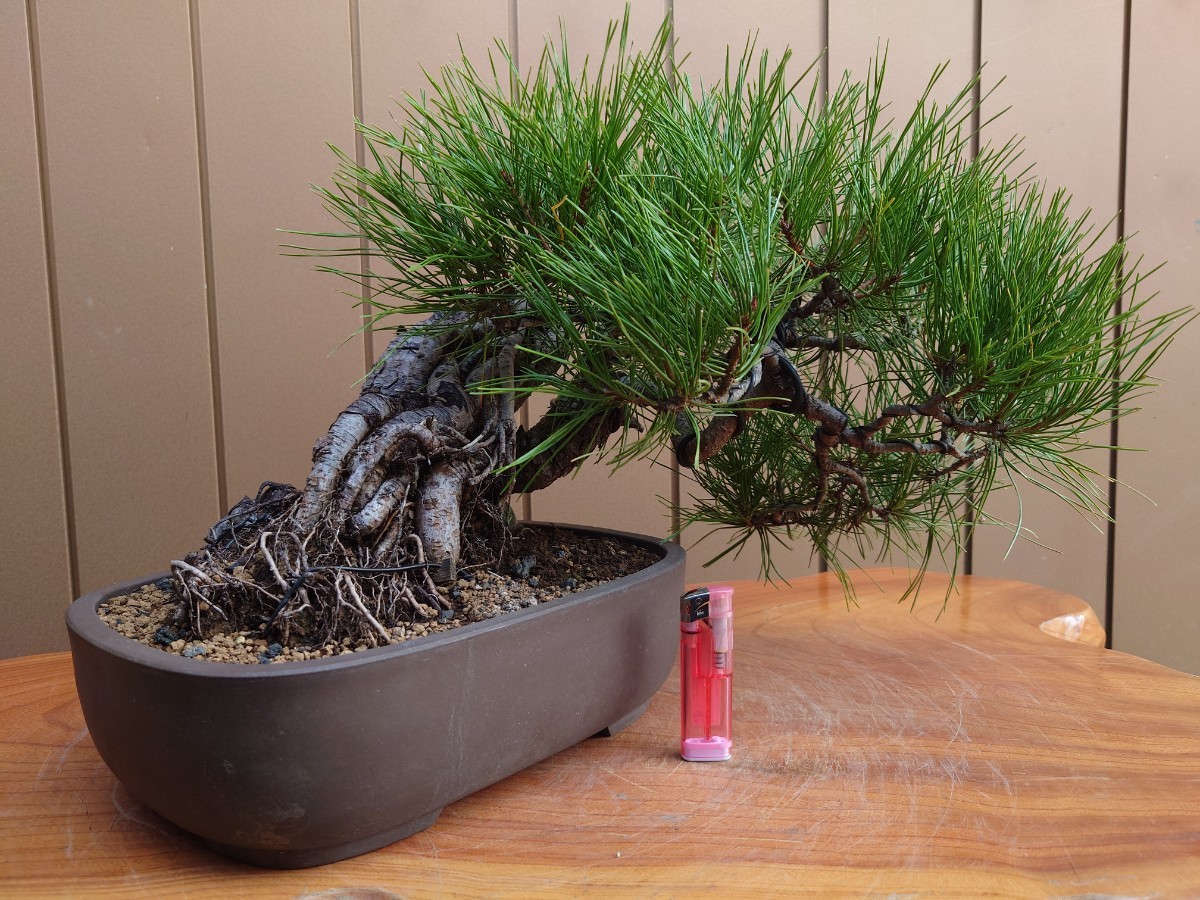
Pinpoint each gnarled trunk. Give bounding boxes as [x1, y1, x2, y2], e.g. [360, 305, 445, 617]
[173, 285, 1003, 649]
[173, 315, 617, 649]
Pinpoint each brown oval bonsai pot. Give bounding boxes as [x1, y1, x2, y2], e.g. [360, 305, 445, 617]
[65, 522, 685, 869]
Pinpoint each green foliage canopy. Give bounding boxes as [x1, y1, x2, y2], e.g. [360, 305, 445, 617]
[304, 17, 1185, 589]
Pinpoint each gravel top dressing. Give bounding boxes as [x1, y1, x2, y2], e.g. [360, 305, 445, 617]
[99, 527, 660, 664]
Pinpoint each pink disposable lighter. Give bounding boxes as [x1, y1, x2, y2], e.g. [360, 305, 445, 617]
[679, 585, 733, 761]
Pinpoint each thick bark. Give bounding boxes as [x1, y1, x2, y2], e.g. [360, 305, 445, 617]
[177, 314, 524, 645]
[510, 398, 624, 493]
[671, 337, 996, 529]
[417, 458, 475, 581]
[174, 302, 648, 651]
[176, 297, 997, 645]
[294, 317, 462, 531]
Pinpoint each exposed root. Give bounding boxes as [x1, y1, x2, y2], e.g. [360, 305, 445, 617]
[350, 475, 410, 535]
[337, 572, 392, 645]
[171, 314, 615, 649]
[174, 493, 453, 648]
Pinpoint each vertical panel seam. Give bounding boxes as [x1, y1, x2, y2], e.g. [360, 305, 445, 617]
[349, 0, 374, 376]
[970, 0, 983, 158]
[820, 0, 830, 99]
[963, 0, 984, 577]
[25, 0, 81, 601]
[818, 0, 829, 574]
[512, 0, 533, 524]
[509, 0, 520, 72]
[1105, 0, 1133, 650]
[667, 0, 680, 544]
[665, 0, 676, 89]
[187, 0, 228, 516]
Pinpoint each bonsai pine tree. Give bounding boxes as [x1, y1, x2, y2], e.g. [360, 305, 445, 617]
[174, 20, 1183, 646]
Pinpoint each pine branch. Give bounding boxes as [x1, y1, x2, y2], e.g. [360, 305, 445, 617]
[287, 12, 1185, 582]
[509, 398, 624, 493]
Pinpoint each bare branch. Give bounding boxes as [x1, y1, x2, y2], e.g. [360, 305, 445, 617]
[511, 399, 624, 492]
[794, 334, 876, 352]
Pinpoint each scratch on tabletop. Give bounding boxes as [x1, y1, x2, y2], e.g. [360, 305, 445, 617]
[625, 780, 758, 861]
[600, 764, 652, 794]
[420, 829, 445, 897]
[37, 727, 89, 780]
[109, 782, 175, 841]
[948, 640, 1004, 665]
[1057, 831, 1083, 883]
[945, 695, 966, 749]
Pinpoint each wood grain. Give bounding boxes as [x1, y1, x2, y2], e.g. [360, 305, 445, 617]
[3, 572, 1199, 897]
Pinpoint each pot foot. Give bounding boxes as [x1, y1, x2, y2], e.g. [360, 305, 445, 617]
[592, 699, 652, 738]
[203, 807, 444, 869]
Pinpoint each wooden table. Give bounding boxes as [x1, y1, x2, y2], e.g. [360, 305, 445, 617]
[3, 571, 1199, 897]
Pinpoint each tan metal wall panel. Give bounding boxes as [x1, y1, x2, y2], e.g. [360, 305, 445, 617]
[0, 0, 72, 657]
[1115, 2, 1200, 674]
[826, 2, 976, 581]
[519, 0, 666, 66]
[674, 0, 824, 89]
[673, 0, 824, 582]
[359, 0, 510, 128]
[971, 0, 1125, 625]
[33, 0, 218, 593]
[355, 1, 511, 367]
[11, 0, 1196, 665]
[531, 430, 677, 542]
[356, 1, 518, 516]
[516, 0, 677, 547]
[196, 0, 363, 508]
[828, 0, 975, 111]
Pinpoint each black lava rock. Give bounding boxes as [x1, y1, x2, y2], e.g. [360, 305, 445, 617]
[509, 554, 537, 579]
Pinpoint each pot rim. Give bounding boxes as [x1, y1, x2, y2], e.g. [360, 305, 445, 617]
[66, 521, 685, 679]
